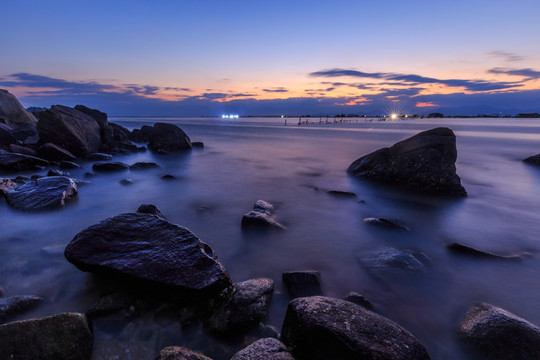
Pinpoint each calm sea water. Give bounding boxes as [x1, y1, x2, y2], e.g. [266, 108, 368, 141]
[2, 116, 540, 359]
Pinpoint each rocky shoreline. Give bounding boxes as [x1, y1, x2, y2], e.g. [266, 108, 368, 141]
[2, 88, 540, 359]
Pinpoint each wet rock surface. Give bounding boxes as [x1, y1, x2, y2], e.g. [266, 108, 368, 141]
[459, 303, 540, 360]
[281, 296, 430, 360]
[0, 153, 48, 172]
[348, 127, 467, 196]
[231, 338, 294, 360]
[241, 200, 285, 230]
[5, 176, 78, 210]
[37, 142, 77, 162]
[0, 312, 94, 360]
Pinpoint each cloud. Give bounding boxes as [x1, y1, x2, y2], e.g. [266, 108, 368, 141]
[310, 68, 520, 92]
[487, 51, 523, 62]
[488, 67, 540, 79]
[262, 87, 289, 93]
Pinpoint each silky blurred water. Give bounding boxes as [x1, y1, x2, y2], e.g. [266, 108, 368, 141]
[2, 116, 540, 359]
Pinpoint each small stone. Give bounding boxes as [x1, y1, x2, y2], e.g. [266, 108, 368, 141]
[136, 204, 167, 220]
[161, 174, 177, 180]
[282, 271, 322, 298]
[119, 179, 134, 185]
[344, 292, 374, 310]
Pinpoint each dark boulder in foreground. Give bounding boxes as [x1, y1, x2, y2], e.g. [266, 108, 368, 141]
[0, 295, 43, 321]
[0, 312, 93, 360]
[348, 127, 467, 196]
[231, 338, 294, 360]
[147, 122, 192, 153]
[155, 346, 213, 360]
[64, 209, 232, 296]
[37, 105, 102, 157]
[282, 271, 322, 298]
[242, 200, 285, 230]
[92, 161, 129, 172]
[281, 296, 430, 360]
[459, 303, 540, 360]
[6, 176, 78, 210]
[208, 278, 274, 334]
[0, 153, 48, 172]
[523, 154, 540, 165]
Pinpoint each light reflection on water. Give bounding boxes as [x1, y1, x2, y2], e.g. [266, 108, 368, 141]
[1, 117, 540, 359]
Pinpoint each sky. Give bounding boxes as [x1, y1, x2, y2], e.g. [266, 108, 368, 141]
[1, 0, 540, 116]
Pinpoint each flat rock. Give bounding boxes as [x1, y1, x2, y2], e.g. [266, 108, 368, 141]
[92, 161, 129, 172]
[282, 271, 322, 298]
[208, 278, 274, 334]
[86, 152, 112, 161]
[129, 161, 159, 170]
[363, 217, 410, 231]
[327, 190, 357, 198]
[0, 295, 43, 321]
[37, 105, 102, 157]
[523, 154, 540, 165]
[231, 338, 294, 360]
[5, 176, 78, 210]
[0, 153, 48, 172]
[64, 210, 232, 296]
[447, 242, 522, 260]
[281, 296, 430, 360]
[155, 346, 213, 360]
[348, 127, 467, 196]
[0, 312, 93, 360]
[147, 123, 192, 153]
[459, 303, 540, 360]
[8, 143, 38, 157]
[161, 174, 177, 180]
[37, 142, 77, 162]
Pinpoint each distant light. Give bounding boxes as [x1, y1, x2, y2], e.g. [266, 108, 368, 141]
[391, 113, 398, 120]
[404, 114, 408, 118]
[281, 115, 284, 118]
[222, 114, 239, 119]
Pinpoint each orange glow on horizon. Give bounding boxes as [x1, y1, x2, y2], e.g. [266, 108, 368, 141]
[416, 102, 438, 107]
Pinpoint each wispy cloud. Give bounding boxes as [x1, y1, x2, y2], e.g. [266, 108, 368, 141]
[262, 87, 289, 93]
[487, 50, 523, 62]
[488, 67, 540, 80]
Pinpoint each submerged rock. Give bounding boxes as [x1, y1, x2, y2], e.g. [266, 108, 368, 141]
[348, 127, 467, 196]
[447, 242, 523, 260]
[0, 153, 48, 172]
[86, 292, 133, 317]
[148, 123, 192, 153]
[208, 278, 274, 334]
[64, 209, 232, 296]
[231, 338, 294, 360]
[129, 161, 159, 170]
[92, 161, 129, 172]
[155, 346, 213, 360]
[327, 190, 357, 198]
[119, 179, 133, 185]
[0, 295, 43, 321]
[282, 271, 322, 298]
[459, 303, 540, 360]
[361, 247, 431, 275]
[363, 217, 410, 231]
[192, 141, 204, 148]
[523, 154, 540, 165]
[242, 200, 284, 230]
[5, 176, 78, 210]
[0, 312, 93, 360]
[86, 152, 112, 161]
[344, 292, 375, 310]
[281, 296, 430, 360]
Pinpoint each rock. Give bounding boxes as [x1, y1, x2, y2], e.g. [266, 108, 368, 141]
[0, 312, 93, 360]
[281, 296, 430, 360]
[8, 143, 38, 157]
[344, 292, 374, 310]
[59, 160, 80, 169]
[47, 169, 70, 177]
[137, 204, 167, 220]
[148, 123, 192, 153]
[0, 178, 18, 196]
[10, 123, 39, 144]
[83, 172, 97, 179]
[162, 174, 177, 180]
[363, 217, 410, 231]
[130, 125, 155, 143]
[361, 247, 431, 275]
[0, 89, 37, 129]
[447, 243, 523, 260]
[523, 154, 540, 165]
[459, 303, 540, 360]
[86, 292, 133, 317]
[130, 161, 159, 170]
[208, 278, 274, 334]
[155, 346, 213, 360]
[92, 161, 129, 172]
[283, 271, 322, 298]
[0, 153, 48, 172]
[347, 127, 467, 196]
[192, 141, 204, 148]
[64, 210, 232, 296]
[0, 125, 16, 148]
[73, 105, 107, 129]
[327, 190, 357, 198]
[242, 200, 284, 230]
[5, 176, 77, 210]
[37, 105, 102, 157]
[86, 152, 112, 161]
[119, 179, 133, 185]
[231, 338, 294, 360]
[109, 122, 131, 141]
[37, 143, 77, 162]
[0, 295, 43, 321]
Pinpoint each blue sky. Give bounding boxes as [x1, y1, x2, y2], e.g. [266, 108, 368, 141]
[1, 0, 540, 116]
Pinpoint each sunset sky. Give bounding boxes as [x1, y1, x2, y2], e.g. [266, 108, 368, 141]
[2, 0, 540, 116]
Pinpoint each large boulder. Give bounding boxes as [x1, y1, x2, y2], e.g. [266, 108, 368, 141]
[0, 312, 93, 360]
[0, 124, 16, 149]
[131, 124, 155, 143]
[208, 278, 274, 334]
[281, 296, 430, 360]
[0, 153, 48, 172]
[74, 105, 114, 145]
[5, 176, 78, 210]
[147, 123, 192, 153]
[231, 338, 295, 360]
[0, 89, 37, 129]
[155, 346, 213, 360]
[347, 127, 467, 196]
[459, 303, 540, 360]
[64, 209, 232, 296]
[37, 105, 101, 157]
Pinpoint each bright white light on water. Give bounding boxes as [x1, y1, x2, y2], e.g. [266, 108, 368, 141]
[391, 113, 398, 120]
[222, 114, 239, 119]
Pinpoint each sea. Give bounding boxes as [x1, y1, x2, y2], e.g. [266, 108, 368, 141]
[2, 116, 540, 359]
